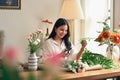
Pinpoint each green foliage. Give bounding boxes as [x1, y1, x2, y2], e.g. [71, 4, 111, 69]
[81, 49, 117, 69]
[29, 40, 43, 53]
[65, 49, 117, 73]
[65, 61, 78, 73]
[0, 62, 22, 80]
[97, 16, 110, 30]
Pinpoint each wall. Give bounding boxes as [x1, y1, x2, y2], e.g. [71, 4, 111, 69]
[0, 0, 62, 61]
[113, 0, 120, 28]
[0, 0, 114, 61]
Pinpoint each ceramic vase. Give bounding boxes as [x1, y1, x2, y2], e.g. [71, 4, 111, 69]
[28, 53, 38, 71]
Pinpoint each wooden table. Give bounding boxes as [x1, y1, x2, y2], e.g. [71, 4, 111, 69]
[20, 68, 120, 80]
[61, 69, 120, 80]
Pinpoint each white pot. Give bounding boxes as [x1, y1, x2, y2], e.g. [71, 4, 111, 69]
[28, 53, 38, 71]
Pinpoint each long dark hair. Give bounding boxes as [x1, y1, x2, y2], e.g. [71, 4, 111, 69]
[48, 18, 71, 50]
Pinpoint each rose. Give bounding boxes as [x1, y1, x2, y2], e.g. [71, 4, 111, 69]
[111, 32, 120, 45]
[95, 17, 120, 46]
[95, 27, 120, 46]
[102, 30, 110, 40]
[97, 34, 103, 43]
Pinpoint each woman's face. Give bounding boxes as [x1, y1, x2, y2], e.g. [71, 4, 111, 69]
[55, 25, 68, 39]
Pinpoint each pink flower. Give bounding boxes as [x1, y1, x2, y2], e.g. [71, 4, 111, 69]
[3, 47, 22, 65]
[37, 29, 42, 33]
[27, 29, 43, 53]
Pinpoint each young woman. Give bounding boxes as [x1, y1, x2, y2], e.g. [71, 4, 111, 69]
[42, 18, 87, 65]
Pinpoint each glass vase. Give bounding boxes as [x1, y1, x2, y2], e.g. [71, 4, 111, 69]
[106, 44, 113, 59]
[106, 44, 119, 62]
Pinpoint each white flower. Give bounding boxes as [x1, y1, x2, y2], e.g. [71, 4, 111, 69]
[27, 29, 43, 53]
[36, 39, 41, 43]
[73, 60, 77, 63]
[33, 41, 38, 45]
[33, 39, 41, 45]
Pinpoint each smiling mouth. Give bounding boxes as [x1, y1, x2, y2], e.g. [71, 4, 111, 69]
[60, 34, 65, 37]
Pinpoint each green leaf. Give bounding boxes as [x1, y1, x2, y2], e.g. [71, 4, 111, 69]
[81, 49, 117, 69]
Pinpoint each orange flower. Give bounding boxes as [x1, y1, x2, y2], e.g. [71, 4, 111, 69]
[111, 32, 120, 45]
[97, 34, 104, 43]
[95, 29, 120, 46]
[95, 17, 120, 46]
[101, 30, 110, 40]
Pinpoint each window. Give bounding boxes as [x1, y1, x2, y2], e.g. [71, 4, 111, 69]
[84, 0, 112, 56]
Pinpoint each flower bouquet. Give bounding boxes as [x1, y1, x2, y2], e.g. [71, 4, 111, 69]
[27, 29, 43, 54]
[95, 17, 120, 60]
[95, 17, 120, 46]
[95, 27, 120, 46]
[65, 60, 85, 73]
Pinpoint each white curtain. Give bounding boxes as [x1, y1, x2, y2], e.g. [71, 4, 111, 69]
[84, 0, 110, 56]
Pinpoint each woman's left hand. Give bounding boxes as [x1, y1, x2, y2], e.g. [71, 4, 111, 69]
[76, 40, 87, 60]
[81, 40, 87, 48]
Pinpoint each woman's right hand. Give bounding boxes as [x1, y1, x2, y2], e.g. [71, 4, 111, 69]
[60, 50, 68, 58]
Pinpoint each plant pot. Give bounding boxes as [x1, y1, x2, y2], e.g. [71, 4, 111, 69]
[28, 53, 38, 71]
